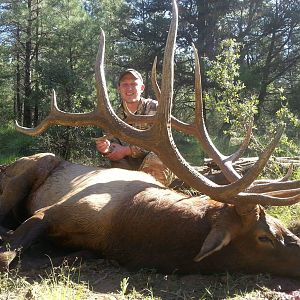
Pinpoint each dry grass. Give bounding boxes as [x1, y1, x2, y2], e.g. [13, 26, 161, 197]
[0, 256, 299, 300]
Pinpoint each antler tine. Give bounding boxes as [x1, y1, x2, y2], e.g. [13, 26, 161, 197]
[191, 45, 297, 198]
[15, 90, 100, 136]
[248, 163, 295, 189]
[280, 163, 294, 181]
[157, 0, 177, 127]
[150, 55, 202, 134]
[94, 30, 117, 118]
[233, 192, 300, 206]
[249, 179, 300, 193]
[151, 56, 161, 102]
[15, 30, 150, 143]
[264, 188, 300, 198]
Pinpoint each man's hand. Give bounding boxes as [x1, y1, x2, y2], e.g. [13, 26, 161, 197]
[105, 143, 132, 161]
[95, 139, 131, 161]
[95, 139, 111, 154]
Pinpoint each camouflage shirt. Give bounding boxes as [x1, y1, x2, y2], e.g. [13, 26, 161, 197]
[111, 97, 158, 158]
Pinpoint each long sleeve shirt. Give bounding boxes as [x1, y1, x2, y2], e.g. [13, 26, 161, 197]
[111, 97, 158, 159]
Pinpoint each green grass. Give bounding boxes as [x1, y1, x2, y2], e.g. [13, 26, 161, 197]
[267, 204, 300, 228]
[102, 270, 298, 300]
[176, 137, 205, 166]
[266, 165, 300, 228]
[0, 260, 298, 300]
[292, 166, 300, 180]
[0, 269, 29, 298]
[35, 261, 90, 300]
[0, 261, 90, 300]
[0, 123, 37, 164]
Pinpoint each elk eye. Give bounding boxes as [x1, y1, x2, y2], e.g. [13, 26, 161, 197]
[258, 236, 274, 246]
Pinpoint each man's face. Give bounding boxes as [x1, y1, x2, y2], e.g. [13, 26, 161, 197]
[117, 73, 145, 104]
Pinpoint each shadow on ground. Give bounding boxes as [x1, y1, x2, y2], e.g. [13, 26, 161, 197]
[10, 239, 300, 300]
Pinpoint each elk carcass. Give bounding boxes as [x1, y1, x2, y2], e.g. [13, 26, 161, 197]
[1, 0, 300, 277]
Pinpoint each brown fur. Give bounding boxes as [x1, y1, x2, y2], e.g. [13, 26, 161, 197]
[0, 153, 299, 277]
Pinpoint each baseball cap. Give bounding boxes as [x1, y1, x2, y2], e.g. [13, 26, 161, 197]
[118, 69, 143, 84]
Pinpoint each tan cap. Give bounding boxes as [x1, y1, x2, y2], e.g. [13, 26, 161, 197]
[118, 69, 143, 84]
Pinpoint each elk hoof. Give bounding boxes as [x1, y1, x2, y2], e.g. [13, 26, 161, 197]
[0, 251, 16, 271]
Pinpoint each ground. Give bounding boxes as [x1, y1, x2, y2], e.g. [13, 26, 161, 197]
[3, 239, 300, 300]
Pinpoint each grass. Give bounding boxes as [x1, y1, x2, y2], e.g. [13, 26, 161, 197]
[36, 260, 89, 300]
[265, 164, 300, 228]
[292, 166, 300, 180]
[0, 261, 90, 300]
[0, 269, 30, 298]
[174, 133, 205, 166]
[118, 276, 159, 299]
[112, 271, 299, 300]
[267, 204, 300, 228]
[0, 261, 295, 300]
[0, 123, 37, 164]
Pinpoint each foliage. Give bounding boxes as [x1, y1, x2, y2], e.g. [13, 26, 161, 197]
[173, 131, 205, 165]
[266, 159, 300, 227]
[34, 126, 105, 164]
[0, 123, 106, 166]
[203, 39, 259, 145]
[250, 89, 300, 157]
[202, 38, 299, 157]
[267, 204, 300, 229]
[0, 0, 299, 160]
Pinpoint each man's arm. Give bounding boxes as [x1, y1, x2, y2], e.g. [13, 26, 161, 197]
[95, 99, 157, 160]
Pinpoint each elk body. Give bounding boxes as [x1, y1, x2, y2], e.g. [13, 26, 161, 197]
[4, 0, 300, 277]
[0, 152, 300, 277]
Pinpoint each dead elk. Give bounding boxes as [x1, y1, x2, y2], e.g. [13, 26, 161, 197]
[5, 0, 300, 277]
[0, 153, 300, 277]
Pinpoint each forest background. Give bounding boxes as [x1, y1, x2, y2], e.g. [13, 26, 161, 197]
[0, 0, 299, 166]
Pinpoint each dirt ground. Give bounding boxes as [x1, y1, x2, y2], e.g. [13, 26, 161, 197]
[8, 239, 300, 300]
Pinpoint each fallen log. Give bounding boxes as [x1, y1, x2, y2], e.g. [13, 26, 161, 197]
[188, 157, 300, 186]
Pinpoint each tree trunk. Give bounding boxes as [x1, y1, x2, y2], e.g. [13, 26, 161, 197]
[33, 0, 40, 127]
[23, 0, 33, 127]
[15, 24, 22, 122]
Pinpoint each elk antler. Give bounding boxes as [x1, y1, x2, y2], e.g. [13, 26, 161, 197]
[146, 44, 253, 183]
[16, 0, 300, 207]
[123, 1, 300, 201]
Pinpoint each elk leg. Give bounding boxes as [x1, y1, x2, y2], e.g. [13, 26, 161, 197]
[0, 154, 61, 223]
[0, 176, 32, 222]
[0, 211, 48, 270]
[19, 250, 98, 271]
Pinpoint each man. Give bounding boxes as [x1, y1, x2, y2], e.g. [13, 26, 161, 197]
[95, 69, 172, 185]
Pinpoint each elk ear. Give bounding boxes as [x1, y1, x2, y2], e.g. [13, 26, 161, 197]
[193, 228, 231, 262]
